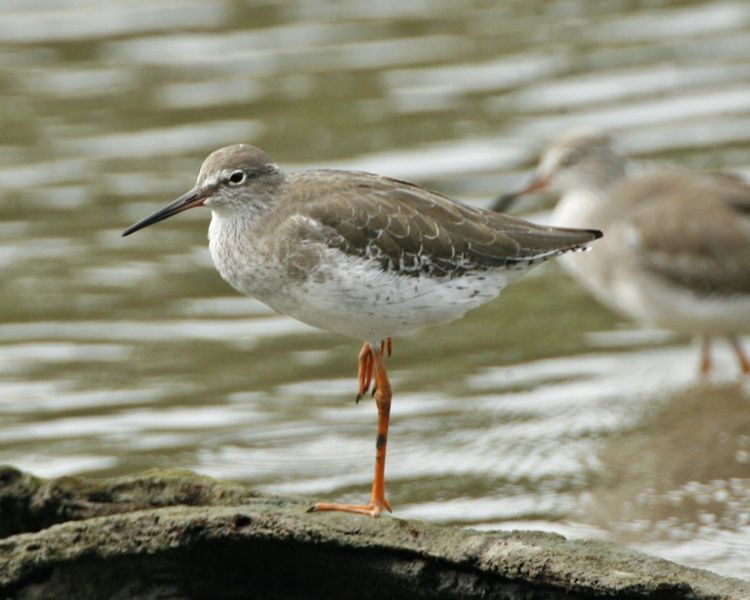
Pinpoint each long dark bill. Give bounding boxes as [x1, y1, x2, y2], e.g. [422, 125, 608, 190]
[122, 188, 205, 237]
[492, 177, 549, 212]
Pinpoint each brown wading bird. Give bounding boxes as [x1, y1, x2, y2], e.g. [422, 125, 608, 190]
[123, 144, 601, 516]
[499, 129, 750, 375]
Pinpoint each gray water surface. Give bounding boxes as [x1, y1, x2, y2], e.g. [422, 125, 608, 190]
[2, 0, 750, 580]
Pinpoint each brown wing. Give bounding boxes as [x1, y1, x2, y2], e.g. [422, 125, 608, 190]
[620, 173, 750, 295]
[279, 170, 600, 277]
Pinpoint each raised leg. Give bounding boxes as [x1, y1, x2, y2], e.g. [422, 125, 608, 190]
[356, 342, 373, 402]
[700, 335, 712, 376]
[311, 343, 393, 517]
[356, 337, 392, 402]
[729, 335, 750, 375]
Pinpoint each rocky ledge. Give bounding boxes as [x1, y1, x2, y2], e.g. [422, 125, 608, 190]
[0, 466, 747, 599]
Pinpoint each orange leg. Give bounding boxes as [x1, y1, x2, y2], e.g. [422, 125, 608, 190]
[356, 337, 392, 402]
[356, 342, 373, 402]
[729, 335, 750, 375]
[700, 336, 712, 376]
[310, 343, 393, 517]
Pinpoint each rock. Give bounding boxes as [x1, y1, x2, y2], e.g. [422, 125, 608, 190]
[0, 466, 746, 599]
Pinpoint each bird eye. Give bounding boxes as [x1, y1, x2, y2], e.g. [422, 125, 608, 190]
[228, 170, 246, 185]
[560, 149, 582, 168]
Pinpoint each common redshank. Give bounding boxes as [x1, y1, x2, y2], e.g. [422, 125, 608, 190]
[500, 129, 750, 376]
[123, 144, 602, 516]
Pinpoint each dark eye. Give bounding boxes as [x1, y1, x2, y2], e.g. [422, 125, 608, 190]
[228, 170, 246, 185]
[560, 150, 582, 168]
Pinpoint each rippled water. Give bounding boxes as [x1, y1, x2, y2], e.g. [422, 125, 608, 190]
[2, 0, 750, 580]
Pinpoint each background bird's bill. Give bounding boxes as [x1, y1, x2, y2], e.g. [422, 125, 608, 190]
[494, 176, 549, 212]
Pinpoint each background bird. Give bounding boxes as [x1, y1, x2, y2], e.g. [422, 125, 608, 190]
[498, 129, 750, 376]
[124, 143, 601, 516]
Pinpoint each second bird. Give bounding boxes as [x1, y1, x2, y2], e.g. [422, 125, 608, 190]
[501, 129, 750, 376]
[123, 143, 601, 517]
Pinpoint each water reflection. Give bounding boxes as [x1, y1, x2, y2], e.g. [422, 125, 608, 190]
[2, 0, 750, 581]
[587, 383, 750, 578]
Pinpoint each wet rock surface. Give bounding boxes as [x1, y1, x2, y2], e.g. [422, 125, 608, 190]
[0, 466, 747, 600]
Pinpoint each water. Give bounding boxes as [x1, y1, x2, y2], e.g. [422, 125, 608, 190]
[2, 0, 750, 580]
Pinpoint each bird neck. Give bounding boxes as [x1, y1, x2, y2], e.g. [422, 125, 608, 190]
[551, 160, 628, 228]
[552, 189, 608, 229]
[210, 186, 281, 227]
[209, 205, 271, 248]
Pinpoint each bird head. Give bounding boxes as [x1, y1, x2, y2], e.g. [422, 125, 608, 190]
[495, 128, 626, 211]
[122, 144, 283, 236]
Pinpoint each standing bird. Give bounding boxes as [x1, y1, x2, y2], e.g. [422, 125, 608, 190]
[123, 144, 601, 516]
[499, 129, 750, 375]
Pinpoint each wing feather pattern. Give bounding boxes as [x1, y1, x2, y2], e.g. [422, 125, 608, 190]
[276, 170, 600, 278]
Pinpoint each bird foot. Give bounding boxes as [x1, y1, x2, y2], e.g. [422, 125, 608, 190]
[308, 497, 392, 517]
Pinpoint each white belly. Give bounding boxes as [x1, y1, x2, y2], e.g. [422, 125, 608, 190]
[247, 249, 517, 342]
[209, 211, 537, 342]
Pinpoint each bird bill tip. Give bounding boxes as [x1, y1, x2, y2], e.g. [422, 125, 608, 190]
[121, 188, 205, 238]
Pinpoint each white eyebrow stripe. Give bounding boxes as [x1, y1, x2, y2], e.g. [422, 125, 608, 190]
[200, 173, 221, 187]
